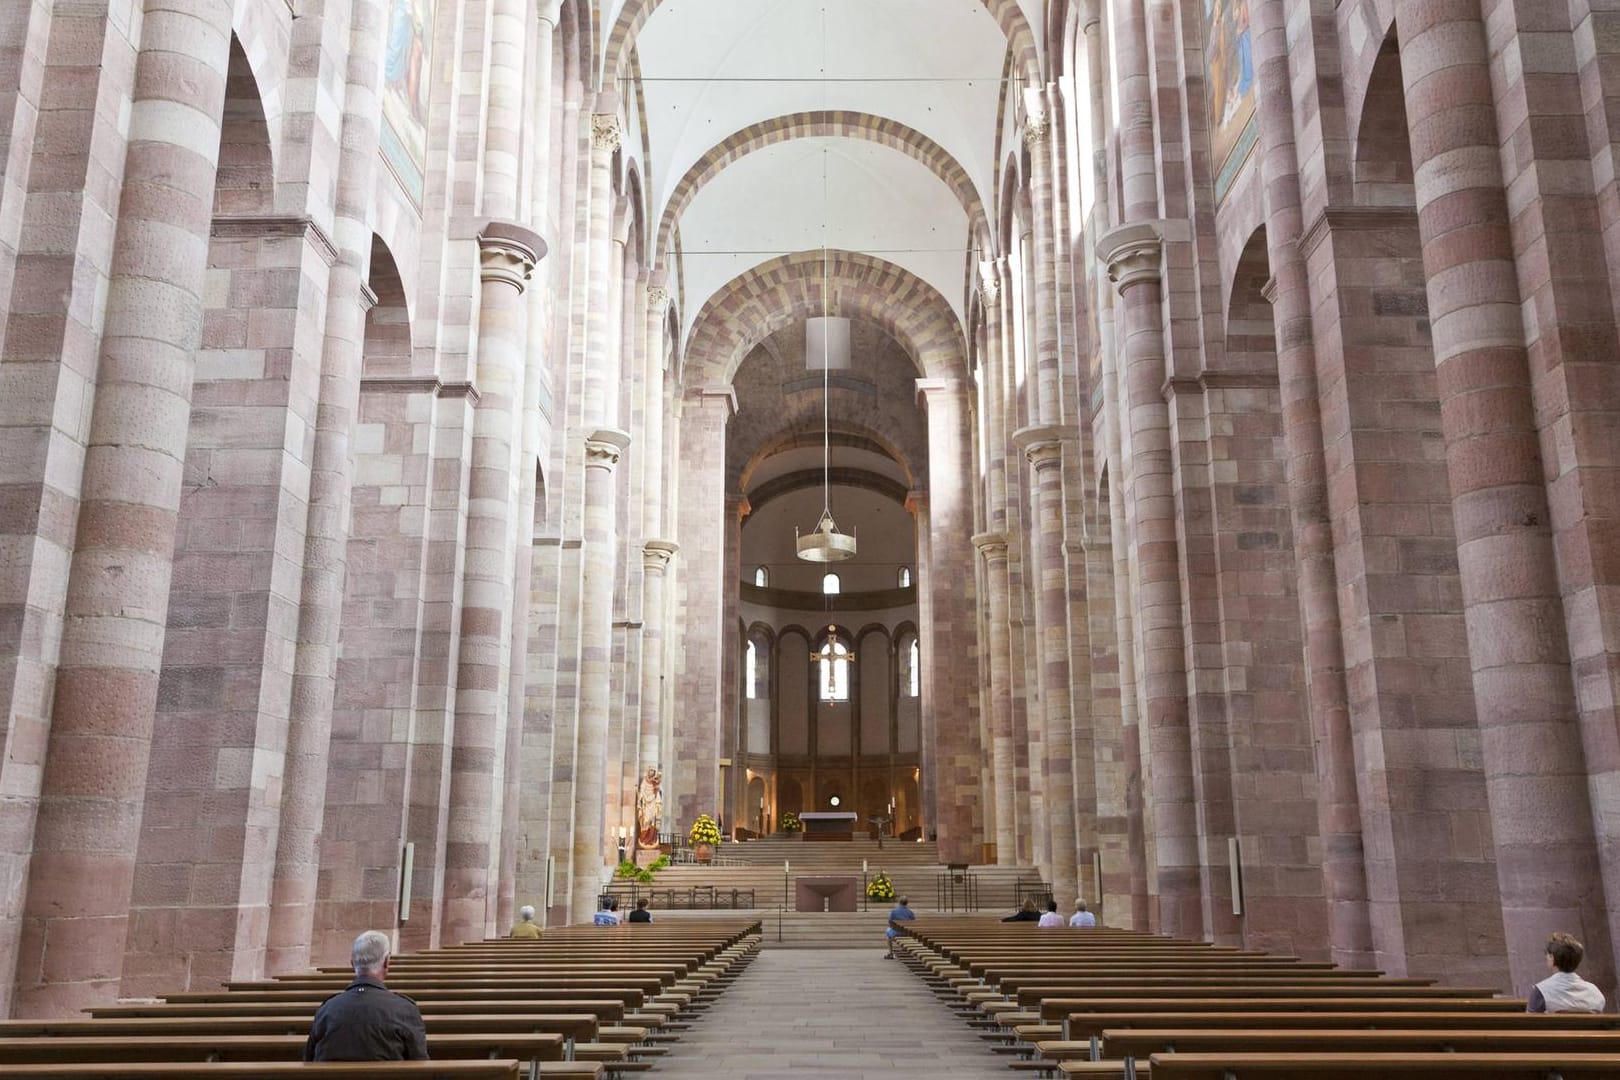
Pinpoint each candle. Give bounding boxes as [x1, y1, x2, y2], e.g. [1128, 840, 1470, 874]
[862, 859, 868, 874]
[784, 860, 790, 874]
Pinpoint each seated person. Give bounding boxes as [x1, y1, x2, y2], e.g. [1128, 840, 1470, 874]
[1528, 932, 1606, 1013]
[1069, 899, 1097, 927]
[885, 894, 916, 958]
[1037, 899, 1064, 927]
[304, 930, 427, 1061]
[510, 904, 541, 938]
[593, 897, 622, 925]
[1002, 898, 1040, 922]
[628, 898, 653, 923]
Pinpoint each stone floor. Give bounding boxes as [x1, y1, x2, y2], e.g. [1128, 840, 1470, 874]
[653, 947, 1011, 1079]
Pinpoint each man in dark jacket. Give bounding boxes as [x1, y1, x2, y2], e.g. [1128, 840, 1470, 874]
[304, 930, 428, 1061]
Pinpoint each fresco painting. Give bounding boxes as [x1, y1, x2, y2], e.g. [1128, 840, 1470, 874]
[1205, 0, 1257, 200]
[381, 0, 435, 203]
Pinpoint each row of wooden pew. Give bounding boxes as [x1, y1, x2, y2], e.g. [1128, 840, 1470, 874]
[894, 920, 1619, 1079]
[0, 918, 762, 1079]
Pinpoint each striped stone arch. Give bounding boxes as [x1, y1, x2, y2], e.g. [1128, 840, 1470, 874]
[602, 0, 1041, 88]
[655, 111, 991, 258]
[685, 250, 969, 387]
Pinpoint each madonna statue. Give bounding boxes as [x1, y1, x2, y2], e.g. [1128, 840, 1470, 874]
[635, 767, 663, 849]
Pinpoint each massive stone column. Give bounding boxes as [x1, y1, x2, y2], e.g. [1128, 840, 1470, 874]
[916, 379, 982, 864]
[571, 429, 630, 920]
[0, 1, 141, 1014]
[443, 224, 543, 946]
[564, 105, 631, 923]
[12, 0, 235, 1016]
[267, 0, 390, 975]
[1097, 221, 1202, 938]
[973, 532, 1017, 863]
[636, 285, 676, 821]
[1399, 0, 1612, 991]
[1015, 424, 1080, 905]
[1247, 0, 1373, 969]
[672, 387, 734, 827]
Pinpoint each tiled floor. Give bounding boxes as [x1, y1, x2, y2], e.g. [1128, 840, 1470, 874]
[654, 948, 1011, 1079]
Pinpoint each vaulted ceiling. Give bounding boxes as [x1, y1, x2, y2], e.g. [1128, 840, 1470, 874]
[608, 0, 1043, 338]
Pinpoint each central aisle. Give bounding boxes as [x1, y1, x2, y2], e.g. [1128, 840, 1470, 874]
[655, 946, 1011, 1079]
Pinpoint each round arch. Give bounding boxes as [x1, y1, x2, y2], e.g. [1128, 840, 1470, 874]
[602, 0, 1042, 90]
[656, 111, 992, 257]
[684, 250, 968, 388]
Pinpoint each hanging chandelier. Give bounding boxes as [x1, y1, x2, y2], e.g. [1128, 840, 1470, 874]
[795, 244, 857, 562]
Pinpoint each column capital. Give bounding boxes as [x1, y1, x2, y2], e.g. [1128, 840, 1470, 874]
[591, 113, 622, 153]
[973, 531, 1010, 560]
[1022, 85, 1051, 146]
[643, 539, 679, 569]
[647, 285, 671, 314]
[904, 490, 929, 517]
[1260, 275, 1280, 306]
[584, 427, 631, 470]
[1096, 221, 1167, 293]
[915, 377, 970, 408]
[538, 0, 564, 26]
[1013, 423, 1068, 469]
[977, 259, 1001, 304]
[477, 221, 546, 292]
[685, 384, 738, 416]
[358, 281, 380, 312]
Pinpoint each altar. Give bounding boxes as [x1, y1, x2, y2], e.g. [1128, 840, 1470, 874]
[794, 875, 859, 912]
[798, 811, 858, 841]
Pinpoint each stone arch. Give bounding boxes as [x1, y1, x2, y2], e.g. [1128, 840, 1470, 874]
[602, 0, 1042, 90]
[741, 427, 918, 495]
[216, 36, 275, 215]
[362, 236, 413, 378]
[1223, 227, 1275, 374]
[1352, 29, 1413, 207]
[655, 112, 991, 257]
[684, 250, 968, 388]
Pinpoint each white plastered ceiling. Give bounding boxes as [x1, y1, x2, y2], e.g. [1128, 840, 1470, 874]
[625, 0, 1028, 333]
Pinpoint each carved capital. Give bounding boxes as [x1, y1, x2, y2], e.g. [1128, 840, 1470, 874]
[978, 259, 1001, 304]
[643, 538, 679, 570]
[647, 285, 671, 314]
[973, 531, 1010, 561]
[477, 221, 545, 292]
[1097, 222, 1165, 293]
[1014, 423, 1066, 470]
[1022, 85, 1050, 146]
[584, 427, 631, 470]
[591, 114, 622, 153]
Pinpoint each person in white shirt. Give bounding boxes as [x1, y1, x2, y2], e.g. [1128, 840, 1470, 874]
[1069, 899, 1097, 928]
[1037, 899, 1064, 927]
[1528, 932, 1606, 1013]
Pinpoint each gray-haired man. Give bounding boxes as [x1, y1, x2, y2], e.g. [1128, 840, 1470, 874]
[304, 930, 428, 1061]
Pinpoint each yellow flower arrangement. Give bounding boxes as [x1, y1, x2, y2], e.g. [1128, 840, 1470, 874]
[688, 813, 722, 846]
[866, 871, 896, 902]
[780, 811, 802, 833]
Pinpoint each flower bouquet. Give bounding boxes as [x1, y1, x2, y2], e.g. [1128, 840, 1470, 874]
[866, 871, 896, 902]
[780, 811, 802, 833]
[689, 813, 721, 861]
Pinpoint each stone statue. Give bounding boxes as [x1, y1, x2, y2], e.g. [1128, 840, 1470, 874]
[635, 767, 663, 848]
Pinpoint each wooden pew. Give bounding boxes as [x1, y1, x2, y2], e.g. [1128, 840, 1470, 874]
[0, 1064, 529, 1080]
[1103, 1027, 1620, 1060]
[1143, 1052, 1620, 1079]
[0, 1034, 564, 1073]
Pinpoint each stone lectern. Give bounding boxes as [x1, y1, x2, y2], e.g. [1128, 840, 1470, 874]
[795, 875, 859, 912]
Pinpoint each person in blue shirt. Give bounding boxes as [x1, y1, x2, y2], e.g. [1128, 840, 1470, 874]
[885, 895, 916, 958]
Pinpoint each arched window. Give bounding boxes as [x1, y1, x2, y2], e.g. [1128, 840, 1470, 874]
[745, 641, 758, 699]
[908, 639, 921, 697]
[897, 565, 912, 588]
[818, 637, 851, 702]
[822, 572, 841, 595]
[753, 566, 768, 587]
